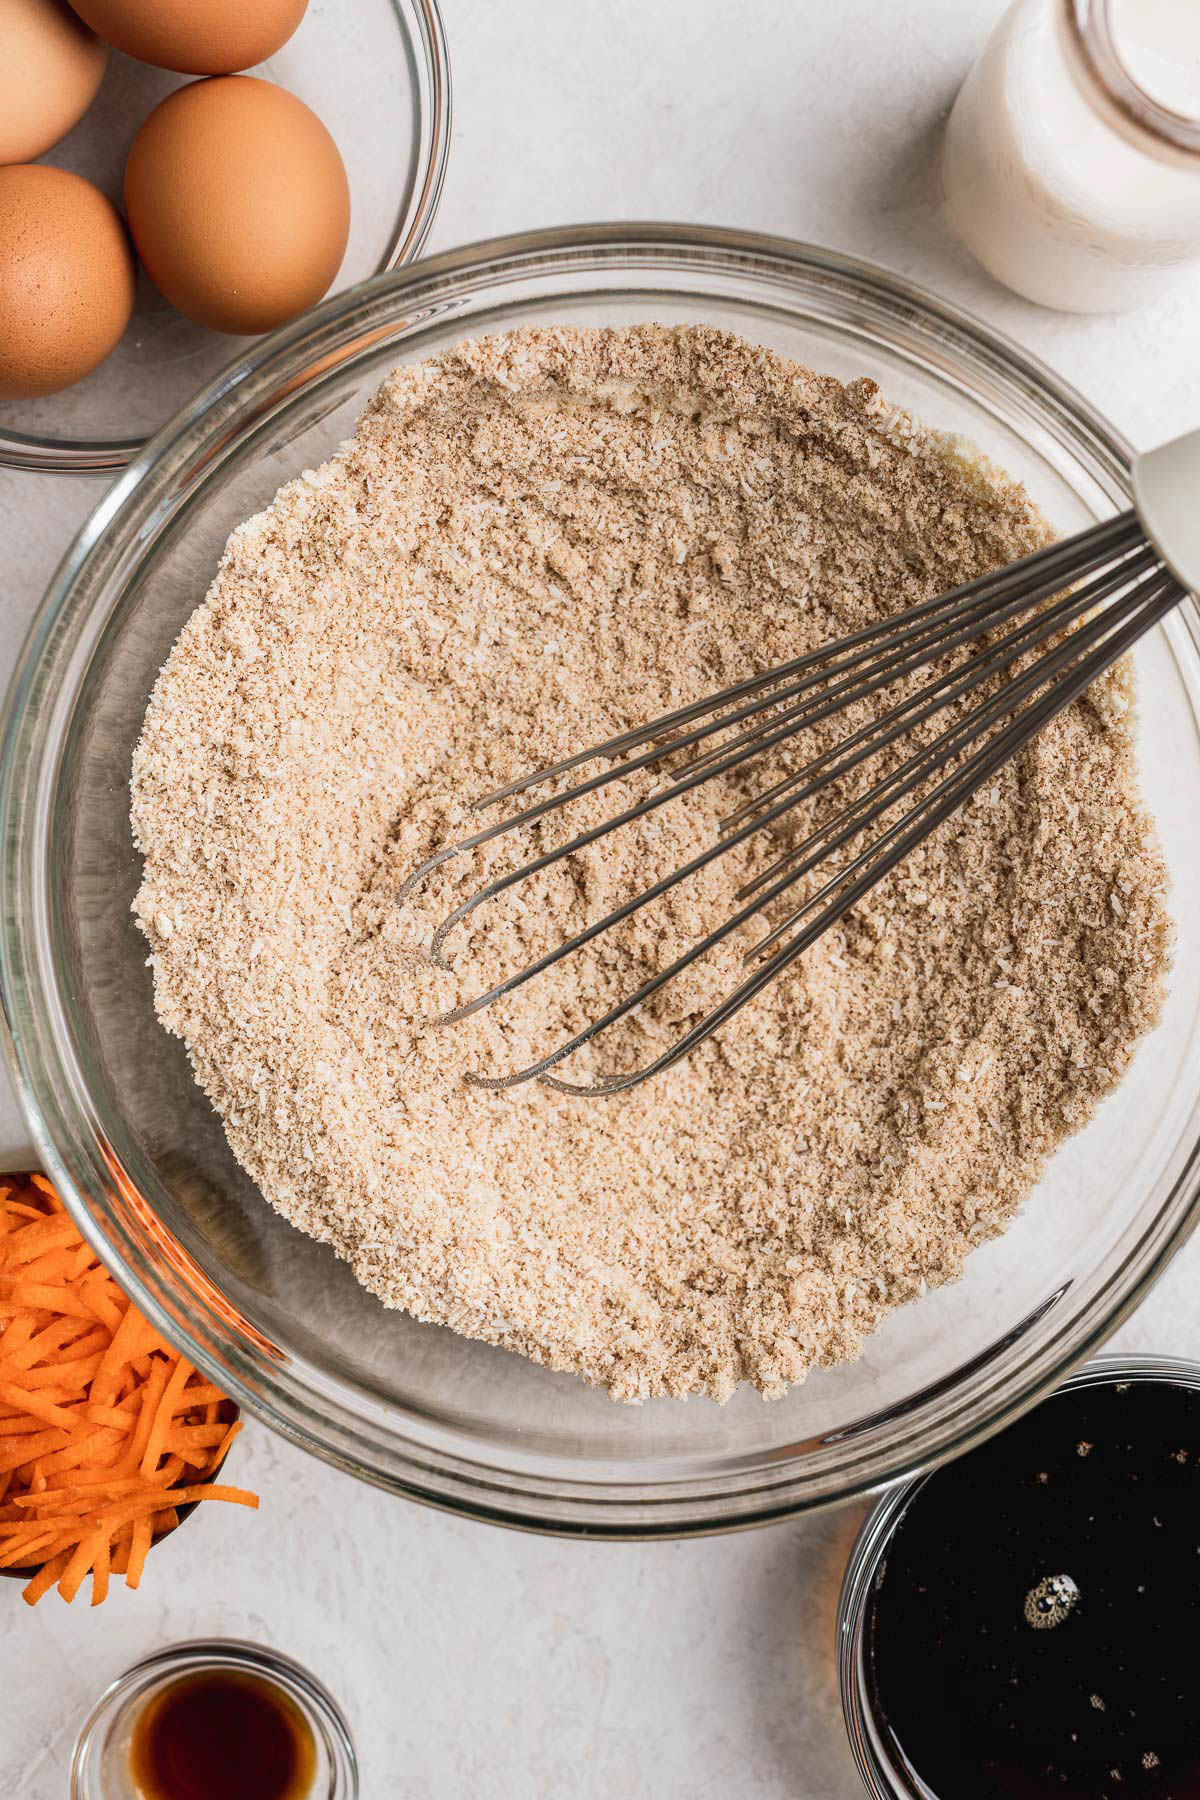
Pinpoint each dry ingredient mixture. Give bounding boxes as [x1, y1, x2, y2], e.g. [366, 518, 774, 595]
[130, 325, 1172, 1403]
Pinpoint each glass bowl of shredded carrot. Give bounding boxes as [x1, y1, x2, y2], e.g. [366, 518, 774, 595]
[0, 1172, 257, 1606]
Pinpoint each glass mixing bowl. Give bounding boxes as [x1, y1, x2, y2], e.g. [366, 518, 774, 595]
[0, 0, 451, 475]
[3, 227, 1200, 1536]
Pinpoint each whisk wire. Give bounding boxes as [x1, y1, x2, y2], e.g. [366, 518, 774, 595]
[678, 530, 1155, 790]
[443, 558, 1164, 1033]
[430, 545, 1160, 999]
[741, 567, 1180, 958]
[470, 510, 1141, 810]
[399, 508, 1183, 1095]
[722, 541, 1161, 837]
[528, 570, 1182, 1096]
[409, 531, 1155, 968]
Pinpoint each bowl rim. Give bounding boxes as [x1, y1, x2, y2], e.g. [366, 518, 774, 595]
[835, 1352, 1200, 1800]
[3, 223, 1200, 1536]
[0, 0, 453, 478]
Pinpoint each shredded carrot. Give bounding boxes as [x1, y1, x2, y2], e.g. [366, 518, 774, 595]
[38, 1429, 124, 1477]
[140, 1355, 192, 1478]
[0, 1531, 64, 1569]
[0, 1417, 56, 1438]
[77, 1275, 124, 1336]
[0, 1174, 256, 1606]
[5, 1283, 100, 1322]
[125, 1515, 151, 1590]
[22, 1549, 69, 1604]
[166, 1424, 230, 1451]
[178, 1383, 226, 1409]
[66, 1240, 96, 1280]
[2, 1318, 94, 1370]
[88, 1301, 147, 1413]
[172, 1483, 258, 1508]
[17, 1248, 81, 1287]
[86, 1403, 140, 1432]
[0, 1381, 82, 1431]
[19, 1353, 105, 1391]
[1, 1202, 49, 1224]
[0, 1430, 65, 1474]
[114, 1367, 164, 1477]
[58, 1526, 105, 1603]
[90, 1532, 110, 1606]
[3, 1218, 80, 1266]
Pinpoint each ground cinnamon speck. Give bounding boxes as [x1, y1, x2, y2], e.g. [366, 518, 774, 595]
[130, 325, 1172, 1402]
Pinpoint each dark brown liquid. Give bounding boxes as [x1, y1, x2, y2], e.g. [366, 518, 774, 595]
[866, 1379, 1200, 1800]
[129, 1670, 316, 1800]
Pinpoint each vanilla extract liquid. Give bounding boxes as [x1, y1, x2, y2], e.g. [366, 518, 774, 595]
[865, 1379, 1200, 1799]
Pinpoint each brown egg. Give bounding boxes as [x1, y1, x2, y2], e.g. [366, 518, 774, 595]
[66, 0, 307, 75]
[0, 0, 107, 164]
[0, 164, 135, 397]
[124, 77, 349, 336]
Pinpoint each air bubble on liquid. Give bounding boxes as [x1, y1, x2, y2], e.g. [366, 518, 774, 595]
[1023, 1572, 1080, 1630]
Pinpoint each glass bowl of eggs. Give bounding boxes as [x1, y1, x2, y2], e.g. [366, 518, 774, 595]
[0, 0, 451, 474]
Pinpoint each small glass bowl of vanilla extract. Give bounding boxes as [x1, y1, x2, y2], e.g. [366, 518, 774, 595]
[838, 1356, 1200, 1800]
[70, 1639, 357, 1800]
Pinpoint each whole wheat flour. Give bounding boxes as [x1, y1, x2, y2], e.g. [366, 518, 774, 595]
[130, 325, 1172, 1402]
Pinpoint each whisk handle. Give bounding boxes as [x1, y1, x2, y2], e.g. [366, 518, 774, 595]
[1133, 425, 1200, 596]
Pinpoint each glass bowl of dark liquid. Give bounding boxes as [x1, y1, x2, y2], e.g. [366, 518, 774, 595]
[70, 1640, 357, 1800]
[838, 1356, 1200, 1800]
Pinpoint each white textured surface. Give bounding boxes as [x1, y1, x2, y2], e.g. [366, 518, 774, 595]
[3, 2, 1200, 1794]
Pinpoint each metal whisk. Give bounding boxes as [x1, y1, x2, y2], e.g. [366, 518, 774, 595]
[402, 427, 1200, 1097]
